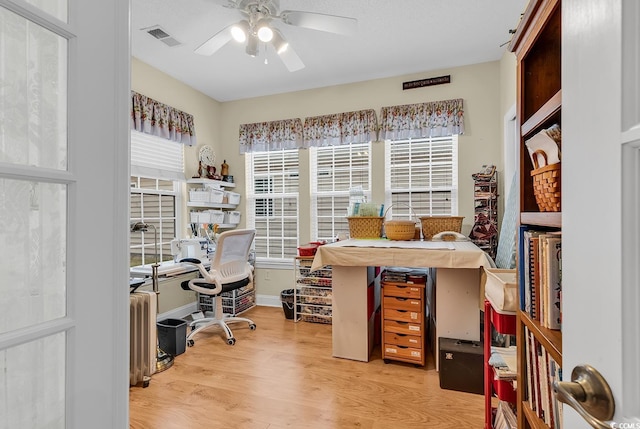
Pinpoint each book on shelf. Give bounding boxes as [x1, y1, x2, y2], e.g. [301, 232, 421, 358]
[544, 234, 562, 329]
[524, 327, 564, 429]
[519, 226, 562, 330]
[494, 400, 517, 429]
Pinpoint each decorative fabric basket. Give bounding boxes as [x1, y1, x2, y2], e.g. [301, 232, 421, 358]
[419, 216, 464, 240]
[530, 149, 561, 212]
[347, 216, 384, 239]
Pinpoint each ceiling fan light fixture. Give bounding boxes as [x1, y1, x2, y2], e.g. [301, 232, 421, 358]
[230, 20, 249, 43]
[256, 21, 273, 42]
[246, 33, 259, 57]
[271, 29, 288, 54]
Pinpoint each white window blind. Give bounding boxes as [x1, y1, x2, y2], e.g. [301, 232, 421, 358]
[131, 130, 184, 181]
[385, 136, 458, 219]
[130, 131, 182, 266]
[245, 149, 299, 261]
[310, 142, 371, 241]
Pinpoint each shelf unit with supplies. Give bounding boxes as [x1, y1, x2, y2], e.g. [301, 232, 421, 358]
[293, 256, 332, 324]
[187, 178, 241, 229]
[470, 165, 499, 260]
[509, 0, 563, 428]
[484, 299, 517, 429]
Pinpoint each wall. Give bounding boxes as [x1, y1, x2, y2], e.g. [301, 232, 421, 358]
[499, 50, 518, 199]
[131, 57, 517, 308]
[131, 58, 223, 312]
[219, 61, 505, 299]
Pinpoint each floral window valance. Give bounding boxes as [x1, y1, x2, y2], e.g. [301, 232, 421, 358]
[239, 118, 303, 153]
[302, 109, 378, 147]
[131, 91, 196, 146]
[379, 98, 464, 140]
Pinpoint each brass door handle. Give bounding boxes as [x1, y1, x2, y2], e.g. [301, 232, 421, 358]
[553, 364, 615, 429]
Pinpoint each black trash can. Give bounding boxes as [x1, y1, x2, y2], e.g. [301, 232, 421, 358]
[157, 318, 187, 356]
[280, 289, 298, 319]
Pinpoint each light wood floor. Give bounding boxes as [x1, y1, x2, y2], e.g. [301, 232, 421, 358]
[129, 306, 484, 428]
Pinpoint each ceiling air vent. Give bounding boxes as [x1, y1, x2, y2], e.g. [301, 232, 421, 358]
[143, 25, 182, 47]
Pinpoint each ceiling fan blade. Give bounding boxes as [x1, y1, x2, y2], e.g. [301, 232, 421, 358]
[278, 43, 305, 72]
[194, 25, 234, 56]
[279, 10, 357, 36]
[206, 0, 241, 8]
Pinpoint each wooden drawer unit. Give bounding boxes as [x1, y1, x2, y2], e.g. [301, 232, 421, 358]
[383, 296, 422, 312]
[381, 281, 426, 366]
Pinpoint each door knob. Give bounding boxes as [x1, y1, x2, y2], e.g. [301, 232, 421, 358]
[553, 364, 615, 429]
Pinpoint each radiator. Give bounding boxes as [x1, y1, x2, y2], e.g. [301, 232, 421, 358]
[130, 291, 157, 386]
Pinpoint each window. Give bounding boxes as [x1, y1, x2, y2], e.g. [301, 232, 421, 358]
[245, 149, 299, 262]
[385, 136, 458, 219]
[130, 177, 177, 266]
[310, 142, 371, 241]
[130, 131, 184, 267]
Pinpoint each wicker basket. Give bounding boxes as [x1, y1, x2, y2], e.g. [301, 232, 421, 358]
[347, 216, 384, 239]
[383, 204, 419, 240]
[384, 220, 417, 240]
[419, 216, 464, 240]
[530, 149, 561, 212]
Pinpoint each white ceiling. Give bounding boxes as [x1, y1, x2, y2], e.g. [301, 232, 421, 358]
[131, 0, 528, 102]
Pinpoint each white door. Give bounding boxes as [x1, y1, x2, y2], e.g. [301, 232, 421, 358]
[563, 0, 640, 426]
[0, 1, 130, 428]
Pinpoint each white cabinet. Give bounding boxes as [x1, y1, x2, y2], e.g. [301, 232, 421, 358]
[186, 178, 241, 229]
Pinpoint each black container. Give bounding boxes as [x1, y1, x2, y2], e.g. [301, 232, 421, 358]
[438, 337, 484, 395]
[280, 289, 299, 319]
[157, 318, 187, 356]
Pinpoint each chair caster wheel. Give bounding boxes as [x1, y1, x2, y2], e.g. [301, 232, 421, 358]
[249, 323, 257, 330]
[227, 337, 236, 345]
[187, 339, 194, 347]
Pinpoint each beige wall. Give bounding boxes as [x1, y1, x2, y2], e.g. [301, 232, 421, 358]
[131, 58, 224, 239]
[131, 56, 518, 305]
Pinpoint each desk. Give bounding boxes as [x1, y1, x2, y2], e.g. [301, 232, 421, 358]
[311, 239, 491, 369]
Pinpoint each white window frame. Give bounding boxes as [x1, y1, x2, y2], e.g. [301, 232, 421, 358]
[384, 136, 459, 219]
[130, 131, 184, 266]
[245, 149, 299, 266]
[310, 142, 372, 241]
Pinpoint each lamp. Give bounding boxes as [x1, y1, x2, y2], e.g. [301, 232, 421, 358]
[130, 221, 174, 373]
[230, 20, 249, 43]
[256, 19, 273, 42]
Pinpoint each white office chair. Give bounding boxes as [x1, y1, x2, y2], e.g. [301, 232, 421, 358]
[180, 229, 257, 346]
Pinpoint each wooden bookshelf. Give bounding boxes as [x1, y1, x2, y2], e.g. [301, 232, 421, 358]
[510, 0, 563, 428]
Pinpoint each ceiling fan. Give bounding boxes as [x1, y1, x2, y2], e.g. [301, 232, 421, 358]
[195, 0, 358, 72]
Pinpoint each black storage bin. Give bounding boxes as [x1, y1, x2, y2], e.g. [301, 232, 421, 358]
[280, 289, 299, 319]
[157, 318, 187, 356]
[439, 337, 484, 395]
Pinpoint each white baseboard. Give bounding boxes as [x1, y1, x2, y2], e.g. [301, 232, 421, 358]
[256, 294, 281, 308]
[157, 301, 198, 321]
